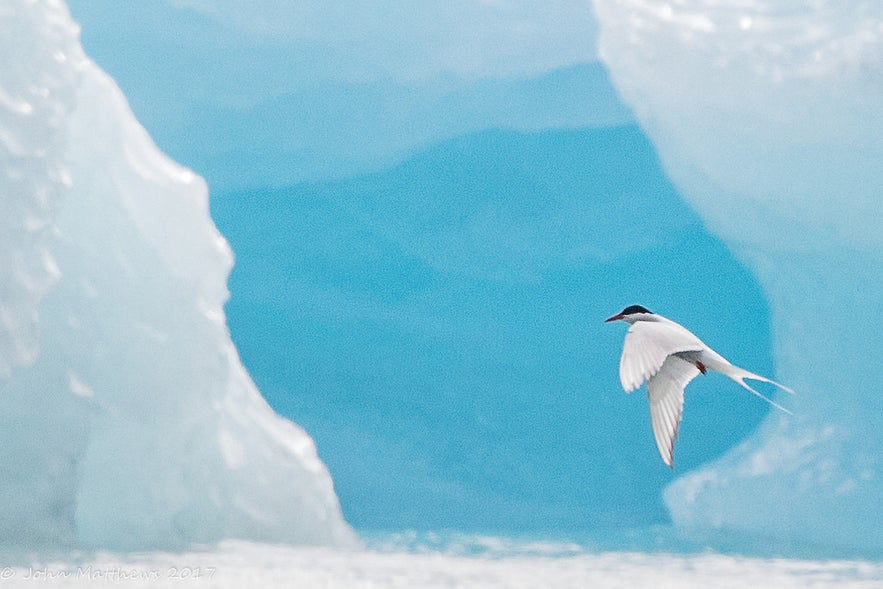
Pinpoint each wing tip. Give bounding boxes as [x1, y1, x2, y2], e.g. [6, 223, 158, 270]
[664, 425, 678, 469]
[653, 421, 678, 469]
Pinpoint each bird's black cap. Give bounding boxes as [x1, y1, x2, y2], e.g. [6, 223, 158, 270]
[605, 304, 653, 323]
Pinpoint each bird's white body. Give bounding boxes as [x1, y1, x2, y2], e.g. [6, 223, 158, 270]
[608, 308, 793, 468]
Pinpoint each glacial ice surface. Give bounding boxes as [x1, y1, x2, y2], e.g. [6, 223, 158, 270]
[593, 0, 883, 556]
[0, 0, 355, 550]
[5, 538, 882, 588]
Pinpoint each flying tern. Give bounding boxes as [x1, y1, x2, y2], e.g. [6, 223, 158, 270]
[605, 305, 794, 468]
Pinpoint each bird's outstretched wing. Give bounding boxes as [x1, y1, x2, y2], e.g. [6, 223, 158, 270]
[647, 355, 700, 468]
[619, 320, 704, 393]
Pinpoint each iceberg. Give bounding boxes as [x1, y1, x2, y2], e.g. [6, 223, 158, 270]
[593, 0, 883, 555]
[0, 0, 355, 550]
[67, 0, 786, 537]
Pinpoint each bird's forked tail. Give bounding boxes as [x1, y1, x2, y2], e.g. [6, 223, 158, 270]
[723, 366, 795, 415]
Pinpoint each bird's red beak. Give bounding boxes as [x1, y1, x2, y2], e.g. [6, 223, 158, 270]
[604, 313, 623, 323]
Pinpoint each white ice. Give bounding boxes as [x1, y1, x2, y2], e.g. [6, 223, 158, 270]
[3, 539, 881, 588]
[0, 0, 354, 550]
[593, 0, 883, 554]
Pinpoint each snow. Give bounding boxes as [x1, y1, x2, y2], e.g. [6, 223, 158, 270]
[593, 0, 883, 555]
[3, 539, 880, 588]
[0, 0, 354, 550]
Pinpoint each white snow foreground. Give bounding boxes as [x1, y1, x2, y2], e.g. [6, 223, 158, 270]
[593, 0, 883, 554]
[3, 540, 881, 588]
[0, 0, 355, 549]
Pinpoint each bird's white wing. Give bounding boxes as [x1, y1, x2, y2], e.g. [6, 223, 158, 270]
[619, 320, 704, 393]
[647, 355, 700, 468]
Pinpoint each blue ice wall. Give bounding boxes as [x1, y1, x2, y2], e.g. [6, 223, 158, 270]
[212, 126, 775, 531]
[67, 0, 789, 543]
